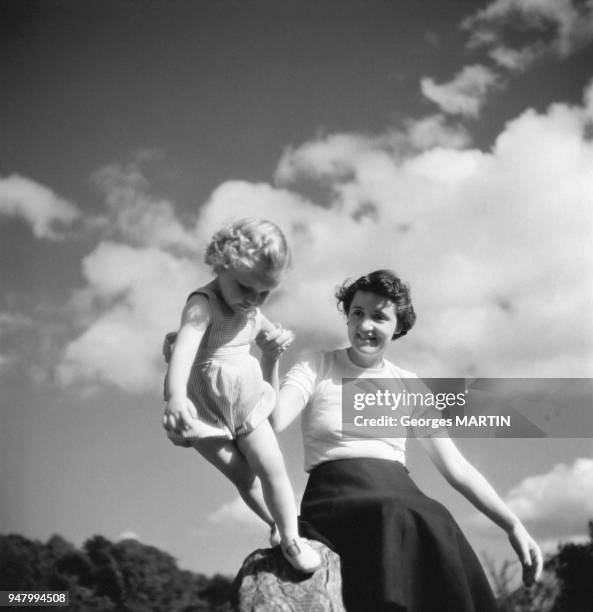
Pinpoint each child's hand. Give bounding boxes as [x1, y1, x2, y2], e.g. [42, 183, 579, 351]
[256, 324, 295, 358]
[163, 395, 197, 436]
[508, 522, 543, 586]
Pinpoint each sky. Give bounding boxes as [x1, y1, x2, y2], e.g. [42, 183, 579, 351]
[1, 0, 593, 584]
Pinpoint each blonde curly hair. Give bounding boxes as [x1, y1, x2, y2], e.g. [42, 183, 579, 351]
[205, 218, 290, 279]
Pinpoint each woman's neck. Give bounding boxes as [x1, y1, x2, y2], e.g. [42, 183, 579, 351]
[346, 347, 384, 370]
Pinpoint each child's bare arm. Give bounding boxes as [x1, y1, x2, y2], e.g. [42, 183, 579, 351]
[163, 295, 211, 434]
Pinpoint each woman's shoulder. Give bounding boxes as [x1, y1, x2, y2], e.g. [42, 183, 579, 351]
[295, 348, 340, 367]
[287, 348, 340, 380]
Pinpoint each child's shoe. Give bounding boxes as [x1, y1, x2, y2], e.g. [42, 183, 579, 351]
[269, 524, 281, 547]
[281, 538, 322, 573]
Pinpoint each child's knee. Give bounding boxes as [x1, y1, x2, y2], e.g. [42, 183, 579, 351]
[234, 473, 260, 496]
[226, 462, 258, 492]
[255, 463, 289, 489]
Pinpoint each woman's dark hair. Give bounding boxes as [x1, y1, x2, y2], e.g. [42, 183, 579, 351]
[335, 269, 416, 340]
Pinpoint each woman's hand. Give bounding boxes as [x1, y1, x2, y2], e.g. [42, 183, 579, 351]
[256, 324, 295, 360]
[507, 522, 543, 586]
[420, 435, 543, 586]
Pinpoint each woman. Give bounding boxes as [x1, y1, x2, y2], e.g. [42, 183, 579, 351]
[259, 269, 542, 611]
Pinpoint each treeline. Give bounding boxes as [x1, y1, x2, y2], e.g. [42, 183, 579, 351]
[0, 533, 232, 611]
[495, 521, 593, 612]
[1, 524, 592, 611]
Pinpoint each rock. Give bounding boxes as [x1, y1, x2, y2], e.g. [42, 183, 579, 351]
[229, 540, 345, 611]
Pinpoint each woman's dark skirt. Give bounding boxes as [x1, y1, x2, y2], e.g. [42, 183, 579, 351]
[299, 458, 498, 612]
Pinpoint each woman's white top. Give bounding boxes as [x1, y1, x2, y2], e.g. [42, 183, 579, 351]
[282, 348, 444, 472]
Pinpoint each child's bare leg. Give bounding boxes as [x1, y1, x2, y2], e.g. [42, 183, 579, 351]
[237, 420, 321, 572]
[236, 420, 299, 541]
[190, 437, 274, 528]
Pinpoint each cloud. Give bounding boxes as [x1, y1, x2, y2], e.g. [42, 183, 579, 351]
[206, 496, 264, 530]
[507, 458, 593, 524]
[0, 312, 34, 375]
[206, 489, 306, 534]
[404, 115, 472, 151]
[0, 312, 32, 334]
[487, 45, 542, 72]
[472, 458, 593, 542]
[58, 81, 593, 391]
[0, 174, 80, 240]
[463, 0, 593, 71]
[274, 118, 471, 185]
[269, 81, 593, 378]
[91, 161, 198, 253]
[420, 65, 504, 117]
[117, 530, 141, 541]
[538, 533, 590, 556]
[57, 242, 202, 394]
[419, 1, 593, 119]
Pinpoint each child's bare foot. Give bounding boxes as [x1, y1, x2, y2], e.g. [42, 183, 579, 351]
[281, 538, 321, 573]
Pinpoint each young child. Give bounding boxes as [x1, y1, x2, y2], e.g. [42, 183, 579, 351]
[162, 218, 321, 573]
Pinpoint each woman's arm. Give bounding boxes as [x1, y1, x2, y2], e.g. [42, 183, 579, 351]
[419, 434, 543, 585]
[256, 314, 295, 403]
[257, 336, 306, 432]
[270, 385, 307, 433]
[255, 319, 310, 433]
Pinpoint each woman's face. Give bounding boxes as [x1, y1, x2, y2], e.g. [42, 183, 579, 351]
[346, 290, 398, 368]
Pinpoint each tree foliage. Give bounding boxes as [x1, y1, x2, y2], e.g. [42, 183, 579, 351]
[547, 521, 593, 612]
[0, 534, 232, 611]
[2, 523, 592, 611]
[495, 521, 593, 612]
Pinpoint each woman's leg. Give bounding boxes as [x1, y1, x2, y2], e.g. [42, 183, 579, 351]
[190, 437, 274, 527]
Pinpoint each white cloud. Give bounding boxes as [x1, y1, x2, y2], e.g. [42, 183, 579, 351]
[420, 65, 504, 117]
[463, 0, 593, 70]
[206, 496, 265, 530]
[0, 174, 80, 240]
[538, 533, 590, 556]
[275, 132, 375, 185]
[268, 84, 593, 378]
[404, 115, 472, 151]
[472, 458, 593, 541]
[58, 82, 593, 391]
[57, 242, 202, 394]
[0, 312, 33, 374]
[117, 530, 140, 541]
[419, 1, 593, 117]
[55, 157, 204, 394]
[206, 489, 306, 536]
[487, 45, 541, 72]
[507, 458, 593, 523]
[0, 311, 32, 333]
[584, 78, 593, 120]
[275, 119, 471, 184]
[91, 162, 198, 253]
